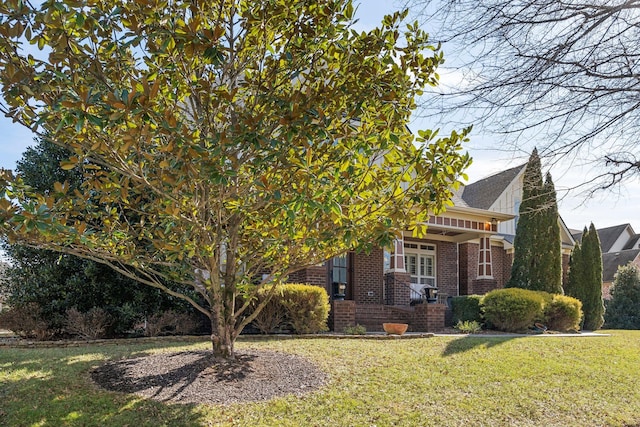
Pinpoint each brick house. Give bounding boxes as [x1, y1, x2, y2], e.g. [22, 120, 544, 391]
[289, 190, 514, 333]
[289, 165, 575, 333]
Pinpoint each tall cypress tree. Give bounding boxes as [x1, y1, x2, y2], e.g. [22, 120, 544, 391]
[581, 223, 605, 329]
[507, 149, 563, 293]
[565, 235, 585, 299]
[538, 173, 563, 293]
[565, 223, 604, 330]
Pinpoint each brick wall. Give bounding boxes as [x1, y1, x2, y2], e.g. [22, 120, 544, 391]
[413, 303, 446, 332]
[355, 304, 412, 331]
[353, 249, 384, 304]
[332, 300, 356, 332]
[470, 278, 499, 295]
[492, 245, 510, 288]
[288, 265, 328, 288]
[354, 303, 445, 332]
[459, 242, 513, 294]
[504, 252, 513, 285]
[458, 242, 479, 295]
[437, 241, 458, 298]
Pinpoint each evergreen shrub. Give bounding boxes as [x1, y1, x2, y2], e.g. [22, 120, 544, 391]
[250, 286, 287, 334]
[482, 288, 546, 332]
[281, 284, 330, 334]
[605, 264, 640, 329]
[544, 294, 582, 332]
[249, 283, 330, 334]
[451, 295, 483, 324]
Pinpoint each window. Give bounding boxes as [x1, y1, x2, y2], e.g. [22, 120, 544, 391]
[331, 254, 348, 285]
[328, 253, 352, 299]
[404, 243, 436, 301]
[383, 249, 391, 272]
[478, 236, 492, 278]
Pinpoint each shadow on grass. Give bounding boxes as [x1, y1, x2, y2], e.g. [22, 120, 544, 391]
[0, 347, 206, 427]
[442, 335, 522, 357]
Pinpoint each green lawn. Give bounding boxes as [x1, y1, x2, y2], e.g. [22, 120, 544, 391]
[1, 331, 640, 426]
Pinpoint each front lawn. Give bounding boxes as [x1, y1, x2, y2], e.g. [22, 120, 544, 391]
[1, 331, 639, 426]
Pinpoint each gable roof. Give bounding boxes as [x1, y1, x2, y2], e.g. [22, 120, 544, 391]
[451, 188, 469, 208]
[623, 234, 640, 250]
[461, 164, 526, 210]
[574, 223, 635, 253]
[602, 249, 640, 283]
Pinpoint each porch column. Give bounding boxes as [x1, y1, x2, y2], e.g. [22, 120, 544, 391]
[390, 237, 406, 272]
[471, 234, 498, 294]
[385, 237, 411, 305]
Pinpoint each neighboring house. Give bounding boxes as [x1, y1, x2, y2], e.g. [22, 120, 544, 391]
[290, 164, 573, 333]
[572, 224, 640, 299]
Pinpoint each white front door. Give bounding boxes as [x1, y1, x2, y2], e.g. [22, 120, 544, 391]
[404, 243, 436, 301]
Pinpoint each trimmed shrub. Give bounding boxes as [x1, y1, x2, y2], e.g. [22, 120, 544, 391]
[250, 286, 287, 334]
[65, 307, 112, 340]
[280, 284, 330, 334]
[544, 294, 582, 332]
[482, 288, 546, 332]
[451, 295, 483, 324]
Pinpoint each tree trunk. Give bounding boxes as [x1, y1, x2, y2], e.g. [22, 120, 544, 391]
[210, 317, 235, 359]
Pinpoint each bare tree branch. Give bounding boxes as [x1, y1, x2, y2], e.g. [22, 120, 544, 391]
[407, 0, 640, 190]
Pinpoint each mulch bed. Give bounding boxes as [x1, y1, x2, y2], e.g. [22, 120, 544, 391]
[90, 349, 327, 405]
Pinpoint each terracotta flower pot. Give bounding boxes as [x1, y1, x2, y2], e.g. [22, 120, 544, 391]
[383, 323, 408, 335]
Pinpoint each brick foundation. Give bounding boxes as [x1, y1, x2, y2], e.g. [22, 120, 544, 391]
[355, 304, 412, 331]
[354, 303, 446, 332]
[469, 278, 499, 295]
[331, 300, 356, 332]
[413, 303, 446, 332]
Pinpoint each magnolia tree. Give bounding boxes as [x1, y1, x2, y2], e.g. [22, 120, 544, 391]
[0, 0, 470, 358]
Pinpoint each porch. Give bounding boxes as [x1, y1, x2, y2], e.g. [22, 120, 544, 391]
[290, 207, 513, 333]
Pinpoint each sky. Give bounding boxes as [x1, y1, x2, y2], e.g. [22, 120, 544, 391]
[0, 1, 638, 234]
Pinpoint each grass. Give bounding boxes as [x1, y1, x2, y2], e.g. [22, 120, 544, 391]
[1, 331, 640, 426]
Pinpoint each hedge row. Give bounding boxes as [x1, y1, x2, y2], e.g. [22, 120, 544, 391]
[452, 289, 582, 333]
[0, 304, 200, 340]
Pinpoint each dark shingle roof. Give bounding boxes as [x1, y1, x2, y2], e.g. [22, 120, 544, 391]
[593, 224, 632, 253]
[462, 164, 526, 210]
[623, 235, 640, 250]
[602, 249, 640, 283]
